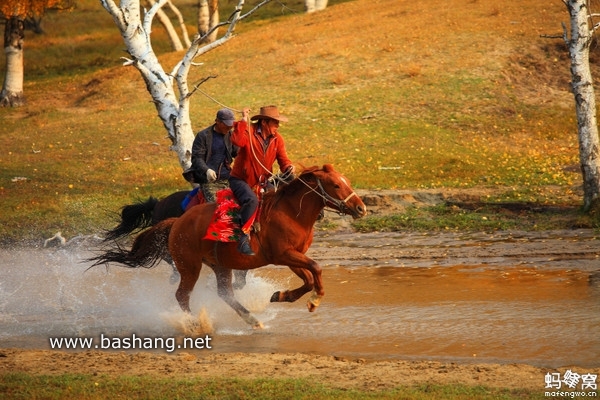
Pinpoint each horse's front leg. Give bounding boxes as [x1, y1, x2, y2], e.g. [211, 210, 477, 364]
[270, 267, 312, 302]
[270, 252, 324, 312]
[212, 266, 263, 329]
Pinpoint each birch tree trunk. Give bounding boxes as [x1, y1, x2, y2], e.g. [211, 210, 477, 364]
[166, 0, 191, 48]
[145, 0, 192, 52]
[146, 0, 184, 51]
[305, 0, 328, 13]
[1, 17, 26, 107]
[198, 0, 219, 44]
[100, 0, 268, 170]
[100, 0, 192, 169]
[563, 0, 600, 211]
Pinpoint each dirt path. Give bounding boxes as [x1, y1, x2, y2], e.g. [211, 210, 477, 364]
[2, 348, 592, 391]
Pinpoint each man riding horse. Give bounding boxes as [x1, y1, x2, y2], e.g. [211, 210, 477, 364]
[183, 108, 238, 203]
[229, 105, 295, 255]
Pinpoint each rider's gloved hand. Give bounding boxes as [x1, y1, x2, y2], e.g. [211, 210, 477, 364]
[206, 169, 217, 182]
[242, 107, 251, 122]
[285, 165, 295, 175]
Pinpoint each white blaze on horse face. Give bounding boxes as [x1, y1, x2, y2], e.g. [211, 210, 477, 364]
[337, 175, 358, 204]
[340, 176, 351, 189]
[338, 175, 356, 201]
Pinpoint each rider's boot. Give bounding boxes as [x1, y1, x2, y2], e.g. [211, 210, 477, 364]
[237, 234, 255, 256]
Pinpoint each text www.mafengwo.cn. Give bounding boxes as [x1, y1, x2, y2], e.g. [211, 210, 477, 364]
[49, 333, 212, 353]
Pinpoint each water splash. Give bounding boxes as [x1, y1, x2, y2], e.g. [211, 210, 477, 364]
[161, 308, 214, 336]
[0, 238, 282, 345]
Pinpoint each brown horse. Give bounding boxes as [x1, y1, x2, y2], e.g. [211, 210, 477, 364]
[88, 164, 367, 328]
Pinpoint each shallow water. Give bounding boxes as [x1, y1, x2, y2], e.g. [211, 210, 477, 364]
[0, 231, 598, 368]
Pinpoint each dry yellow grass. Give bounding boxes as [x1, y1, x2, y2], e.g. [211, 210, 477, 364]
[0, 0, 593, 240]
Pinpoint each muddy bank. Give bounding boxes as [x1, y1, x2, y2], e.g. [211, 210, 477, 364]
[4, 348, 597, 391]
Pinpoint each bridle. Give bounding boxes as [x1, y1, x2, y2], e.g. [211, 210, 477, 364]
[297, 174, 358, 216]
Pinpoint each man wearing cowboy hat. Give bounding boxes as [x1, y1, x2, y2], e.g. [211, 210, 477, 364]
[229, 105, 295, 255]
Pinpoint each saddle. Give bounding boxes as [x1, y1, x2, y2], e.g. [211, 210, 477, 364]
[181, 187, 205, 211]
[202, 188, 258, 242]
[183, 171, 293, 243]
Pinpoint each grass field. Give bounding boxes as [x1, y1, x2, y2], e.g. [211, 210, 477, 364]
[0, 373, 548, 400]
[0, 0, 594, 242]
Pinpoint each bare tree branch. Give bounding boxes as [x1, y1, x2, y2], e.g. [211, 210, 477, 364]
[100, 0, 126, 30]
[143, 0, 167, 34]
[187, 74, 218, 99]
[239, 0, 273, 21]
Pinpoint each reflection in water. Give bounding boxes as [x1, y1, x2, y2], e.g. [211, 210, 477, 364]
[0, 233, 598, 368]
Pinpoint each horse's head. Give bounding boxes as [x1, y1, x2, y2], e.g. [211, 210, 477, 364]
[299, 164, 367, 219]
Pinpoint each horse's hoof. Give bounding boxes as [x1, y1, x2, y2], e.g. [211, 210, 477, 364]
[253, 321, 264, 330]
[270, 291, 281, 302]
[307, 292, 322, 312]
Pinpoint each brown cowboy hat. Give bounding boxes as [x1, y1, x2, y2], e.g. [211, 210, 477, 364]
[251, 105, 289, 122]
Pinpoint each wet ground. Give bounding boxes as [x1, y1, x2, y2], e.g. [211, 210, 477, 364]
[1, 230, 599, 368]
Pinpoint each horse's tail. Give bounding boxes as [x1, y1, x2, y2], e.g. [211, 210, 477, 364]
[103, 197, 159, 242]
[88, 218, 175, 269]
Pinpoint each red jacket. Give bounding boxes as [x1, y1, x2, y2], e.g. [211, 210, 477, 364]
[230, 120, 293, 188]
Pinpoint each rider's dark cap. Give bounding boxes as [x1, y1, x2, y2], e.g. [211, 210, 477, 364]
[217, 108, 235, 127]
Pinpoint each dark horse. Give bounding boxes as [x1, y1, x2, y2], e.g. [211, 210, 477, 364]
[103, 191, 190, 243]
[102, 190, 193, 285]
[89, 164, 367, 328]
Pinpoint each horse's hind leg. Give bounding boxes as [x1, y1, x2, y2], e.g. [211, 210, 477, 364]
[212, 266, 263, 329]
[163, 253, 180, 285]
[174, 260, 202, 313]
[232, 269, 248, 290]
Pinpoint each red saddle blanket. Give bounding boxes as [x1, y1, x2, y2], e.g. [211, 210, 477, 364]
[203, 188, 257, 242]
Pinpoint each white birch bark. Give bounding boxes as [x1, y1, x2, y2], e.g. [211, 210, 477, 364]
[100, 0, 270, 170]
[563, 0, 600, 211]
[145, 0, 183, 51]
[208, 0, 219, 43]
[305, 0, 328, 13]
[166, 0, 192, 48]
[101, 0, 193, 169]
[198, 0, 209, 40]
[1, 17, 25, 107]
[198, 0, 219, 44]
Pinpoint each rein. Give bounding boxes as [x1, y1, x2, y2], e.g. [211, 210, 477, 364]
[296, 174, 357, 216]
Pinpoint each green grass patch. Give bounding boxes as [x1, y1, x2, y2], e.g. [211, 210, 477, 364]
[0, 373, 544, 400]
[352, 203, 592, 233]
